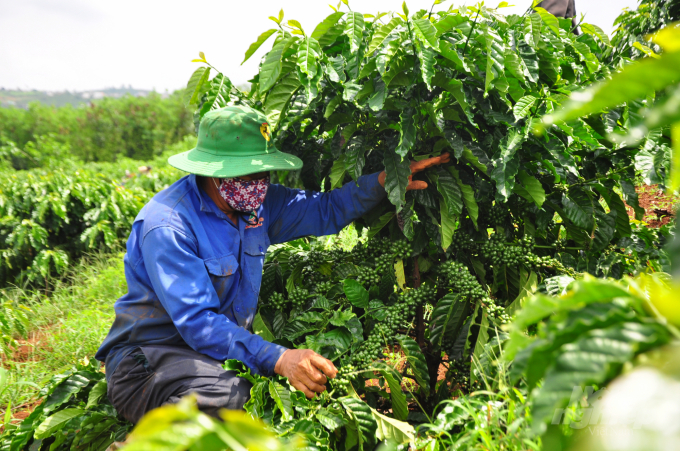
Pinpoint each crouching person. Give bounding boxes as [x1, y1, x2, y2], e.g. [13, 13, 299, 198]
[95, 106, 449, 422]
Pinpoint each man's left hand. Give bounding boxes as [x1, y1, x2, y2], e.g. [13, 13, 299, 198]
[378, 152, 451, 190]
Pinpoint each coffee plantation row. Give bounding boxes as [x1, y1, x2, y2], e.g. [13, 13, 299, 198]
[1, 0, 679, 450]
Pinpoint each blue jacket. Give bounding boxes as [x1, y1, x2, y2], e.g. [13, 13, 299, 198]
[95, 173, 385, 380]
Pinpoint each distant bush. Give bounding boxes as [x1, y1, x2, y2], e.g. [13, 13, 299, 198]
[0, 92, 193, 165]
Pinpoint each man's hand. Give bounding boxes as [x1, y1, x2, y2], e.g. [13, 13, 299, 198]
[274, 349, 338, 398]
[378, 152, 451, 190]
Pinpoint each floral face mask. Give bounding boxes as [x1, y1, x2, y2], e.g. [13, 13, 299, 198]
[214, 175, 270, 212]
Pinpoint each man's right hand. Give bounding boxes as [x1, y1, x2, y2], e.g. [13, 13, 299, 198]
[274, 349, 338, 398]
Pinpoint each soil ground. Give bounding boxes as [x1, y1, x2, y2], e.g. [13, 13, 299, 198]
[0, 329, 55, 426]
[625, 184, 678, 228]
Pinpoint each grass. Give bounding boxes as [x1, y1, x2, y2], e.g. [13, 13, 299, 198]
[0, 253, 126, 419]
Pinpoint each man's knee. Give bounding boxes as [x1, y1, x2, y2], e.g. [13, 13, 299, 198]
[222, 372, 252, 410]
[167, 371, 253, 417]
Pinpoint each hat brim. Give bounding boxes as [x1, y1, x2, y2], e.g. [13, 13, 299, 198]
[168, 147, 303, 177]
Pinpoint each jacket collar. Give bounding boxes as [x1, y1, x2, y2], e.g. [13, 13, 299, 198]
[188, 174, 230, 220]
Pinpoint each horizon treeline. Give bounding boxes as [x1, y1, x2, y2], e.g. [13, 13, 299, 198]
[0, 91, 194, 167]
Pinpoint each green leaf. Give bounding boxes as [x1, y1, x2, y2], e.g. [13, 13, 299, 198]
[438, 40, 472, 74]
[533, 7, 560, 35]
[358, 58, 377, 79]
[269, 381, 294, 421]
[562, 188, 595, 231]
[440, 196, 456, 252]
[593, 185, 631, 238]
[343, 279, 369, 308]
[44, 373, 93, 413]
[376, 369, 408, 421]
[85, 380, 107, 409]
[264, 72, 302, 129]
[510, 278, 635, 333]
[620, 179, 645, 221]
[376, 33, 402, 76]
[531, 322, 668, 433]
[395, 108, 416, 158]
[412, 18, 440, 50]
[396, 335, 430, 392]
[419, 47, 437, 90]
[490, 128, 524, 201]
[450, 167, 478, 229]
[435, 14, 467, 36]
[316, 408, 346, 431]
[544, 50, 680, 125]
[383, 55, 410, 87]
[514, 171, 545, 207]
[344, 136, 366, 182]
[325, 94, 343, 119]
[592, 208, 616, 252]
[512, 302, 636, 387]
[329, 155, 347, 189]
[471, 311, 489, 384]
[330, 309, 356, 327]
[311, 12, 345, 40]
[297, 37, 322, 79]
[344, 12, 365, 53]
[434, 166, 463, 217]
[519, 42, 539, 83]
[672, 122, 680, 193]
[340, 397, 377, 450]
[184, 67, 210, 106]
[383, 147, 411, 212]
[537, 48, 560, 84]
[503, 49, 527, 84]
[523, 13, 542, 49]
[430, 294, 469, 348]
[367, 17, 403, 54]
[260, 35, 296, 92]
[242, 29, 278, 64]
[371, 408, 414, 444]
[513, 95, 537, 120]
[343, 82, 362, 101]
[368, 79, 386, 111]
[319, 23, 345, 48]
[484, 27, 505, 94]
[34, 408, 85, 439]
[253, 312, 275, 342]
[333, 263, 358, 280]
[580, 23, 611, 46]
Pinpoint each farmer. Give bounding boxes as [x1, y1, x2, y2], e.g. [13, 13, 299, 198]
[95, 106, 450, 423]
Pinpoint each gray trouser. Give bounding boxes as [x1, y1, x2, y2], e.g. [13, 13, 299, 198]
[106, 345, 252, 423]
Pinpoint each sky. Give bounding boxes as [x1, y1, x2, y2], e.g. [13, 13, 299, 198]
[0, 0, 638, 93]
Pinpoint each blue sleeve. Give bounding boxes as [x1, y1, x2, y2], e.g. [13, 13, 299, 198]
[266, 172, 386, 244]
[141, 226, 286, 375]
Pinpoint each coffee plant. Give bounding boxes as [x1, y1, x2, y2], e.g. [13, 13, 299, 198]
[0, 169, 153, 287]
[505, 272, 676, 441]
[0, 359, 131, 451]
[182, 0, 677, 447]
[0, 359, 293, 451]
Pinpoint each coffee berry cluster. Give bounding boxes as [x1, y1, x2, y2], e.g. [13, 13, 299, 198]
[439, 261, 486, 301]
[331, 364, 357, 395]
[356, 266, 381, 286]
[288, 287, 309, 309]
[485, 299, 511, 324]
[269, 292, 287, 310]
[480, 234, 523, 266]
[390, 239, 412, 259]
[353, 284, 436, 365]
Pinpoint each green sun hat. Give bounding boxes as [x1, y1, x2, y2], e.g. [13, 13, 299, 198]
[168, 106, 303, 177]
